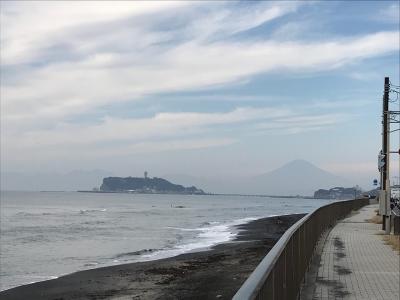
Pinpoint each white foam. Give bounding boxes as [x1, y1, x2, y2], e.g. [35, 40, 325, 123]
[140, 216, 259, 261]
[79, 208, 107, 214]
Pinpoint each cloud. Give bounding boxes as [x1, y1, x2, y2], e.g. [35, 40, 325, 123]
[2, 106, 351, 166]
[4, 107, 288, 148]
[0, 1, 299, 66]
[1, 2, 304, 127]
[2, 30, 398, 129]
[182, 2, 302, 42]
[0, 1, 192, 65]
[255, 113, 349, 134]
[1, 2, 399, 172]
[2, 2, 398, 129]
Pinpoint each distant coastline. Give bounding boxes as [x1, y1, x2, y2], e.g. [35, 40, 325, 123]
[77, 189, 315, 199]
[77, 190, 207, 196]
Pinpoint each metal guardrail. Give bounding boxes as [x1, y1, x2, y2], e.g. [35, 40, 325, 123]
[233, 197, 370, 300]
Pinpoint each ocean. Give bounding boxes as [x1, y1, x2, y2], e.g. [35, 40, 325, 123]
[0, 191, 332, 291]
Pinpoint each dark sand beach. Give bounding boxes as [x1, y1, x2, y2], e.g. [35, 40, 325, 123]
[0, 214, 305, 300]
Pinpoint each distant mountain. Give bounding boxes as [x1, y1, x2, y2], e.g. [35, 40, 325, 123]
[165, 160, 351, 196]
[1, 170, 113, 191]
[245, 160, 351, 196]
[1, 160, 351, 195]
[100, 176, 205, 194]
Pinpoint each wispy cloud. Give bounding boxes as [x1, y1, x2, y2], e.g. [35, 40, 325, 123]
[3, 107, 289, 147]
[1, 2, 304, 127]
[1, 1, 398, 174]
[2, 106, 350, 165]
[2, 2, 398, 128]
[0, 1, 299, 66]
[0, 1, 192, 65]
[2, 31, 398, 127]
[255, 113, 349, 134]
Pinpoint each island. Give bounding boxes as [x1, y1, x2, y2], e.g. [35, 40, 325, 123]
[99, 173, 205, 195]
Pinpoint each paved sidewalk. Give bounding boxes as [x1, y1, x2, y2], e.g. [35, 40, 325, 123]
[309, 204, 399, 300]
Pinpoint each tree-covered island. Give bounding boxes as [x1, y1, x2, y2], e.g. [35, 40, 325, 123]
[100, 175, 205, 195]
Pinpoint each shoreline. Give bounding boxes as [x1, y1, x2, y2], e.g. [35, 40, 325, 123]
[0, 213, 305, 300]
[0, 216, 260, 291]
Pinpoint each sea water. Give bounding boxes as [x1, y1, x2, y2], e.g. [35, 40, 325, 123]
[0, 191, 332, 291]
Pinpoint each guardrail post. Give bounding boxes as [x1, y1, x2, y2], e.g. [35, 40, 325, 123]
[297, 227, 302, 289]
[294, 230, 299, 295]
[271, 270, 275, 300]
[287, 239, 294, 300]
[283, 248, 287, 300]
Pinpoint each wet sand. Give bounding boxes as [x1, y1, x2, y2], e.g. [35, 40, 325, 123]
[0, 214, 305, 300]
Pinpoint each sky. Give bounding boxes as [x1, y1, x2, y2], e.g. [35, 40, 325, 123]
[1, 1, 399, 190]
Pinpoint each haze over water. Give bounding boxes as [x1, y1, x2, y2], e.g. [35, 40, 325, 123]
[1, 191, 333, 291]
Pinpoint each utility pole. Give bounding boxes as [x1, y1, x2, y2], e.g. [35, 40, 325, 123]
[382, 77, 391, 233]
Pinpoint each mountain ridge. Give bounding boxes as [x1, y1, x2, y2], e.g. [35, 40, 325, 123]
[246, 159, 351, 196]
[166, 159, 351, 196]
[2, 160, 353, 195]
